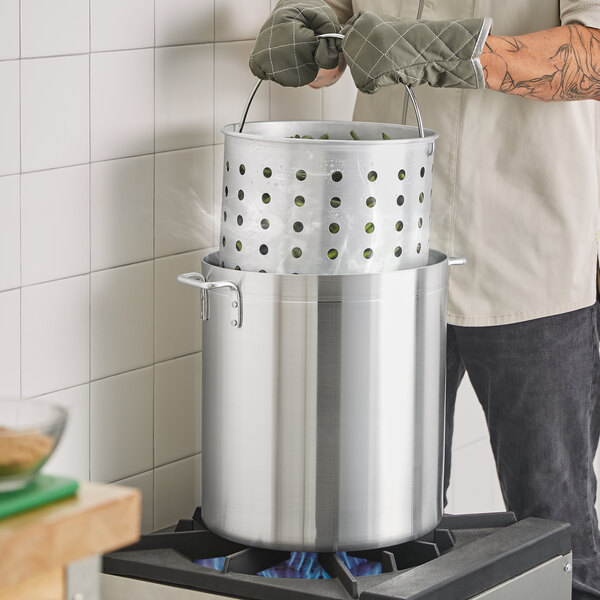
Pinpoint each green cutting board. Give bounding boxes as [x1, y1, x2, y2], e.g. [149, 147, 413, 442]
[0, 474, 79, 520]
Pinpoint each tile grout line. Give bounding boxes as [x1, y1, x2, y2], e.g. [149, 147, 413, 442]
[152, 0, 157, 530]
[88, 0, 92, 482]
[18, 0, 22, 401]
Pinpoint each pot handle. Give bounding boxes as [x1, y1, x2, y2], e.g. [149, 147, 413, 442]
[177, 273, 243, 328]
[449, 257, 467, 267]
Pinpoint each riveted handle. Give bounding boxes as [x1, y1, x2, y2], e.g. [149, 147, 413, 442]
[448, 257, 467, 267]
[177, 273, 243, 328]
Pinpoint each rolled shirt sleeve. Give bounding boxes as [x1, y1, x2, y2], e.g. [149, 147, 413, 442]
[560, 0, 600, 27]
[324, 0, 355, 24]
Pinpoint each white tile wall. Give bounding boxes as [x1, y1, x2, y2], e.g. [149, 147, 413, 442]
[21, 275, 89, 398]
[215, 0, 271, 42]
[0, 175, 20, 291]
[155, 44, 214, 152]
[21, 55, 89, 172]
[154, 353, 202, 467]
[0, 289, 20, 397]
[0, 60, 20, 176]
[21, 0, 89, 58]
[90, 261, 154, 380]
[91, 155, 154, 271]
[37, 384, 90, 481]
[155, 146, 214, 257]
[154, 454, 202, 530]
[90, 0, 154, 53]
[155, 0, 214, 47]
[21, 165, 90, 285]
[90, 49, 154, 162]
[1, 1, 505, 530]
[0, 0, 19, 60]
[90, 367, 154, 482]
[154, 251, 204, 362]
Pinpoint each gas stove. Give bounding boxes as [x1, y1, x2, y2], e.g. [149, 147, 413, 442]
[102, 510, 572, 600]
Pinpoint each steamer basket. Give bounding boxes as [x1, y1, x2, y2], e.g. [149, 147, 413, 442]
[219, 119, 438, 275]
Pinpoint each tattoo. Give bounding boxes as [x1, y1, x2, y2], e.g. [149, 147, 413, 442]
[482, 25, 600, 101]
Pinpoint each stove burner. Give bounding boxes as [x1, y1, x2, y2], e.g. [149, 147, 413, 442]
[103, 510, 571, 600]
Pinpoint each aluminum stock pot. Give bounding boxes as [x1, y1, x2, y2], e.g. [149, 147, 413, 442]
[178, 251, 464, 551]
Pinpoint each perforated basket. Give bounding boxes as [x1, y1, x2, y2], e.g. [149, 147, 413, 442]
[219, 115, 437, 275]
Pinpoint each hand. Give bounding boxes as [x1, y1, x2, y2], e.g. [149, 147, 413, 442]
[309, 53, 347, 88]
[340, 11, 493, 94]
[249, 0, 343, 88]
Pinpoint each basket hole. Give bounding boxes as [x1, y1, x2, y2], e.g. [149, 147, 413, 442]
[222, 236, 226, 247]
[263, 167, 272, 178]
[365, 222, 375, 234]
[223, 211, 227, 221]
[226, 161, 230, 172]
[292, 247, 303, 258]
[237, 215, 243, 226]
[259, 270, 267, 273]
[235, 266, 241, 270]
[419, 192, 425, 203]
[398, 169, 406, 181]
[330, 197, 341, 208]
[329, 223, 340, 234]
[418, 217, 423, 229]
[236, 241, 242, 251]
[239, 164, 246, 175]
[261, 219, 270, 230]
[394, 246, 402, 258]
[397, 195, 405, 206]
[328, 249, 338, 260]
[417, 243, 422, 254]
[225, 186, 229, 197]
[363, 248, 374, 259]
[293, 221, 304, 233]
[221, 261, 225, 268]
[367, 171, 377, 182]
[295, 196, 305, 207]
[396, 221, 404, 232]
[420, 167, 425, 178]
[259, 244, 269, 255]
[238, 190, 245, 201]
[366, 196, 376, 208]
[296, 169, 307, 181]
[332, 171, 343, 182]
[262, 193, 271, 204]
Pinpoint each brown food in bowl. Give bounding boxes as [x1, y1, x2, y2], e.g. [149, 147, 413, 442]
[0, 426, 54, 476]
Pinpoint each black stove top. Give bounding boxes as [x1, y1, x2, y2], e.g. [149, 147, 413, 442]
[103, 510, 570, 600]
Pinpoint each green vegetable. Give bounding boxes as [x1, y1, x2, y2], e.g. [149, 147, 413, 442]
[350, 130, 360, 140]
[320, 133, 330, 140]
[328, 249, 338, 260]
[382, 132, 391, 140]
[302, 135, 314, 139]
[365, 222, 375, 234]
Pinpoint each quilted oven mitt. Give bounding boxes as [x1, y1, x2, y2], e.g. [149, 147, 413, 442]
[341, 11, 493, 93]
[250, 0, 343, 87]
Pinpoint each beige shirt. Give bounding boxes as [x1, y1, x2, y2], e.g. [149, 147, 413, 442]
[327, 0, 600, 326]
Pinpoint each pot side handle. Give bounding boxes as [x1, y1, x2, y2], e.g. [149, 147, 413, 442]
[177, 272, 243, 328]
[448, 257, 467, 267]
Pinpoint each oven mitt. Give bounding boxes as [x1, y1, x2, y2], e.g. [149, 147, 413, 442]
[249, 0, 343, 87]
[340, 11, 493, 93]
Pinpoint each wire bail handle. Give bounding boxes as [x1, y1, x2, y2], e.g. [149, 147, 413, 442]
[239, 33, 425, 138]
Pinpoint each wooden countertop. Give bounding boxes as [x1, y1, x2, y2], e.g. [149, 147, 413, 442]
[0, 482, 141, 590]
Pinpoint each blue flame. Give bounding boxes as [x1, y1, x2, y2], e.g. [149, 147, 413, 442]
[340, 553, 382, 577]
[193, 557, 227, 571]
[259, 552, 331, 579]
[193, 552, 382, 578]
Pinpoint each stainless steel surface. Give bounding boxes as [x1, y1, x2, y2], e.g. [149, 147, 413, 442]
[177, 272, 242, 327]
[219, 119, 437, 274]
[67, 555, 101, 600]
[199, 250, 451, 551]
[475, 553, 573, 600]
[102, 574, 225, 600]
[404, 86, 424, 138]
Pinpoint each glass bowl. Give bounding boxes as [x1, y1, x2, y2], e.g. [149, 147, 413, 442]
[0, 398, 67, 492]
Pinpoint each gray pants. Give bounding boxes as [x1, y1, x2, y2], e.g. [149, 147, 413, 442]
[445, 301, 600, 599]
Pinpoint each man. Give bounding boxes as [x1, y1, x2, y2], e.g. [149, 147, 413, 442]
[250, 1, 600, 598]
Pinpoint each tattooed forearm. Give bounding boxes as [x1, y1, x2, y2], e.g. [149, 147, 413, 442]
[480, 25, 600, 101]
